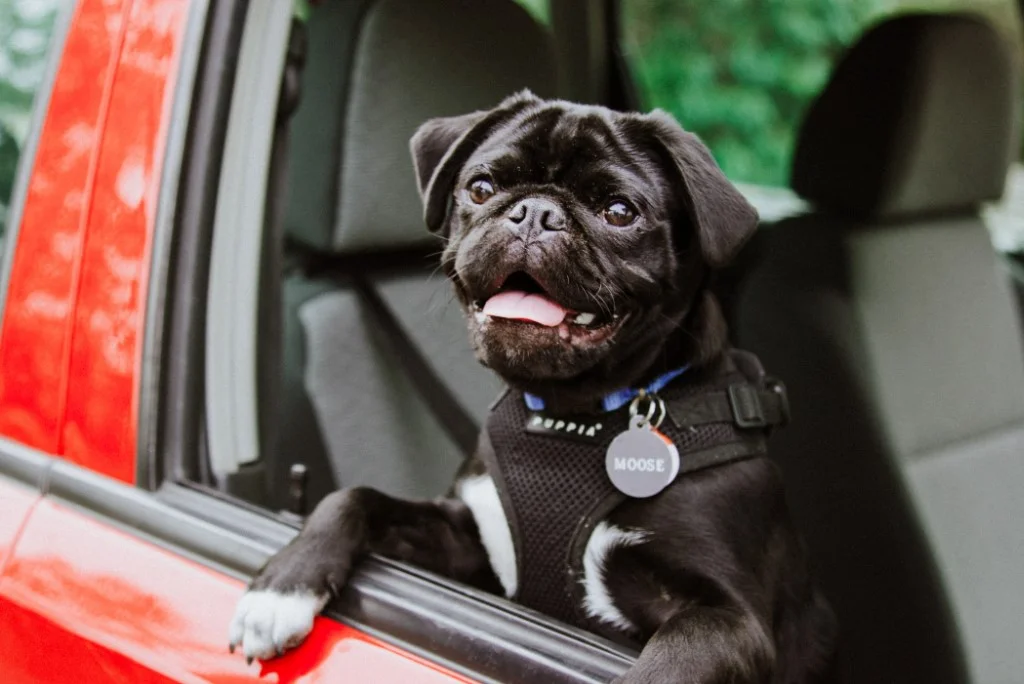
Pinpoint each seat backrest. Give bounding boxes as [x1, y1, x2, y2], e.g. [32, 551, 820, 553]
[735, 14, 1023, 684]
[271, 0, 560, 508]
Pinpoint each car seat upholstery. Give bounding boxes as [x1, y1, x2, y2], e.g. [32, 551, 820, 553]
[271, 0, 560, 508]
[734, 14, 1023, 684]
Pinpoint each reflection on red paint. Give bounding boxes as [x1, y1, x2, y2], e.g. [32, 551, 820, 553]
[0, 0, 130, 453]
[62, 0, 189, 482]
[0, 606, 181, 684]
[0, 0, 188, 484]
[0, 499, 474, 683]
[0, 478, 40, 571]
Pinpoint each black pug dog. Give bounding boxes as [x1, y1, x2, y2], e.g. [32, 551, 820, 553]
[229, 91, 837, 683]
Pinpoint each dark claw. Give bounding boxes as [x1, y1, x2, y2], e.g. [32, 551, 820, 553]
[229, 643, 236, 654]
[276, 646, 284, 658]
[246, 657, 254, 666]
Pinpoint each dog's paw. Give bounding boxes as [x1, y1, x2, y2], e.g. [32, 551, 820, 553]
[228, 589, 328, 662]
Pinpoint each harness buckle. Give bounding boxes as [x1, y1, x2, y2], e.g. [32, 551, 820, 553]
[728, 384, 766, 429]
[765, 377, 791, 427]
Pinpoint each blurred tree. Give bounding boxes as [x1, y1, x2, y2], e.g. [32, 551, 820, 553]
[623, 0, 1024, 185]
[622, 0, 883, 185]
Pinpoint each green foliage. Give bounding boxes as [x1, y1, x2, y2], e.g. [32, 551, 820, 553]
[623, 0, 1024, 184]
[622, 0, 884, 185]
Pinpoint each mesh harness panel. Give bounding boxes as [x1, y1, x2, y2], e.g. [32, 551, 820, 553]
[478, 350, 787, 630]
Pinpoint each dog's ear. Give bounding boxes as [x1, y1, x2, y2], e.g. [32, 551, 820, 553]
[410, 111, 487, 203]
[410, 90, 541, 235]
[642, 110, 758, 268]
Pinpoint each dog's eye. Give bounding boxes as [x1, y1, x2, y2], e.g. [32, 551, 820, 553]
[602, 200, 637, 227]
[468, 178, 496, 204]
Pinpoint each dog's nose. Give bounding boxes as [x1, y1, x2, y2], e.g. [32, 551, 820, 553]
[506, 198, 567, 237]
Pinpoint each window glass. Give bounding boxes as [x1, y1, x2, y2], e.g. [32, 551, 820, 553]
[0, 0, 65, 236]
[514, 0, 550, 25]
[621, 0, 1024, 186]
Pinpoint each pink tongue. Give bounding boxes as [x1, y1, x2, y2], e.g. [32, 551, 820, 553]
[483, 290, 568, 327]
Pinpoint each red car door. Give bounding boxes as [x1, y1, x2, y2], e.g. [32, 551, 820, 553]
[0, 480, 37, 570]
[0, 465, 41, 592]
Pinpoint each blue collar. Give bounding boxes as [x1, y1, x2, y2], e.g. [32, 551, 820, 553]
[523, 366, 690, 413]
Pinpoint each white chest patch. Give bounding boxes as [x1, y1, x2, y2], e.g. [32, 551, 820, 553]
[580, 521, 649, 632]
[457, 474, 518, 597]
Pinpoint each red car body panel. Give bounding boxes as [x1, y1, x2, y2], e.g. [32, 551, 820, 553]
[0, 0, 131, 457]
[0, 1, 476, 681]
[0, 479, 39, 570]
[63, 0, 189, 483]
[0, 0, 180, 483]
[0, 498, 470, 683]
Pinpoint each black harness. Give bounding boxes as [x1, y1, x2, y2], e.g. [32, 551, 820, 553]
[477, 349, 789, 631]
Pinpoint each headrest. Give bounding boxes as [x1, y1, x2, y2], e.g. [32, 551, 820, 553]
[287, 0, 558, 255]
[792, 13, 1021, 219]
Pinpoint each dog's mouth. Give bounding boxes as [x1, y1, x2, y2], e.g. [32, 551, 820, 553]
[471, 272, 621, 340]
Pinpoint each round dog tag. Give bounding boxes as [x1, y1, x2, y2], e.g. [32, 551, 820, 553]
[605, 415, 680, 498]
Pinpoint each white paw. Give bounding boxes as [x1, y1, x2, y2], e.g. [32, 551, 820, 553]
[228, 589, 328, 661]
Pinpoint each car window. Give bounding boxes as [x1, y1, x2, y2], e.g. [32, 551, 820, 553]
[0, 0, 65, 240]
[620, 0, 1024, 187]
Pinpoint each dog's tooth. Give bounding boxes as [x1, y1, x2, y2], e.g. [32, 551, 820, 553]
[475, 311, 487, 324]
[573, 312, 596, 326]
[558, 323, 571, 341]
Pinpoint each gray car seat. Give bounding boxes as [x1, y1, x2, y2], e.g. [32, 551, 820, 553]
[735, 14, 1023, 684]
[270, 0, 560, 508]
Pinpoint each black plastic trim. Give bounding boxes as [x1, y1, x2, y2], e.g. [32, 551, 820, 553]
[157, 0, 249, 486]
[0, 1, 76, 322]
[137, 0, 214, 491]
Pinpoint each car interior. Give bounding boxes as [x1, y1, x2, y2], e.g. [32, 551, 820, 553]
[207, 0, 1024, 681]
[734, 14, 1023, 684]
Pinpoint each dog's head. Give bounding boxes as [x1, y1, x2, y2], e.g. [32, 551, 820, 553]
[411, 92, 757, 403]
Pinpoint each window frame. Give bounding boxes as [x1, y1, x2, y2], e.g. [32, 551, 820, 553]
[140, 0, 640, 681]
[138, 0, 244, 490]
[0, 0, 75, 326]
[203, 0, 292, 479]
